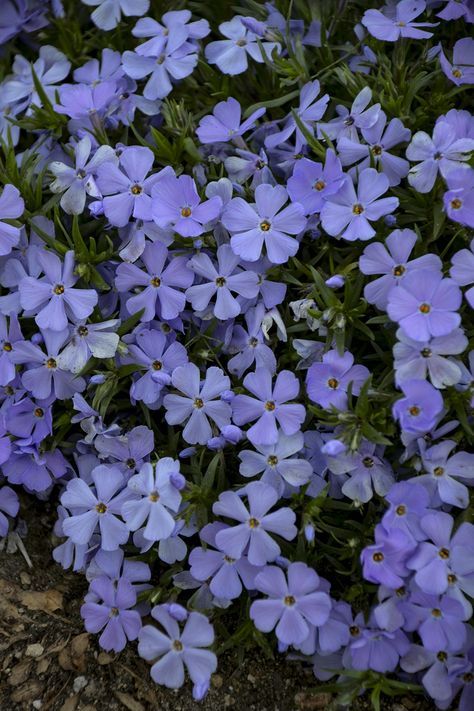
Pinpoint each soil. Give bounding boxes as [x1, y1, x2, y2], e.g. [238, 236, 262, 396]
[0, 495, 437, 711]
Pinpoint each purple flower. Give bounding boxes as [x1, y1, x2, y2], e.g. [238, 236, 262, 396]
[96, 147, 165, 227]
[265, 81, 329, 152]
[392, 379, 444, 434]
[19, 250, 98, 331]
[239, 432, 312, 494]
[405, 592, 467, 653]
[82, 0, 150, 31]
[232, 368, 305, 446]
[132, 11, 209, 56]
[0, 485, 19, 537]
[361, 524, 414, 588]
[61, 465, 131, 550]
[250, 562, 331, 645]
[122, 460, 182, 541]
[320, 168, 398, 241]
[286, 150, 345, 215]
[81, 576, 141, 652]
[416, 440, 474, 509]
[451, 237, 474, 305]
[115, 241, 193, 321]
[317, 87, 380, 142]
[393, 327, 467, 389]
[189, 522, 261, 600]
[7, 396, 53, 446]
[213, 481, 296, 566]
[406, 121, 474, 193]
[359, 229, 442, 310]
[95, 425, 154, 476]
[49, 136, 117, 215]
[349, 627, 410, 673]
[55, 81, 117, 125]
[3, 447, 68, 493]
[407, 512, 474, 597]
[151, 173, 222, 237]
[3, 45, 70, 114]
[74, 48, 123, 84]
[186, 244, 259, 319]
[444, 168, 474, 229]
[382, 481, 430, 543]
[205, 16, 280, 76]
[437, 0, 474, 22]
[163, 363, 231, 445]
[126, 329, 188, 406]
[222, 183, 306, 264]
[387, 269, 461, 341]
[57, 319, 120, 374]
[337, 111, 411, 187]
[138, 606, 217, 694]
[0, 184, 24, 256]
[11, 329, 86, 400]
[306, 349, 369, 410]
[362, 1, 437, 42]
[0, 313, 23, 385]
[196, 97, 265, 144]
[440, 38, 474, 86]
[326, 440, 394, 503]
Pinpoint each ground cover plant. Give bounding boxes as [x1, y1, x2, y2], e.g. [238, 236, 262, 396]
[0, 0, 473, 708]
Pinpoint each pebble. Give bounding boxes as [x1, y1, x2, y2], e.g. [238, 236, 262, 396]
[211, 674, 223, 689]
[32, 702, 42, 710]
[20, 572, 31, 586]
[73, 676, 88, 693]
[25, 644, 44, 658]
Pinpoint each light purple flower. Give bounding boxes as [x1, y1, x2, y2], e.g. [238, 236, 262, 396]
[82, 0, 150, 31]
[320, 168, 398, 241]
[440, 38, 474, 86]
[250, 562, 331, 645]
[163, 363, 231, 445]
[186, 244, 259, 320]
[0, 313, 22, 385]
[362, 1, 437, 42]
[306, 349, 369, 410]
[232, 368, 305, 446]
[392, 379, 444, 434]
[326, 440, 394, 503]
[81, 575, 141, 652]
[0, 184, 24, 256]
[317, 87, 380, 142]
[19, 250, 98, 331]
[239, 432, 312, 495]
[122, 460, 182, 541]
[361, 525, 414, 588]
[222, 183, 306, 264]
[382, 481, 431, 543]
[212, 481, 297, 566]
[387, 269, 461, 341]
[444, 168, 474, 228]
[94, 425, 154, 476]
[3, 45, 70, 114]
[196, 97, 265, 144]
[286, 150, 345, 215]
[49, 136, 117, 215]
[61, 465, 131, 550]
[416, 440, 474, 509]
[151, 173, 222, 237]
[406, 121, 474, 193]
[359, 229, 442, 310]
[227, 303, 276, 378]
[0, 485, 19, 537]
[115, 241, 193, 321]
[205, 16, 280, 76]
[57, 319, 120, 374]
[393, 327, 467, 389]
[138, 606, 217, 694]
[450, 236, 474, 305]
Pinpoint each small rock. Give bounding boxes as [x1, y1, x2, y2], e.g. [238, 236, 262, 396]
[20, 572, 31, 586]
[392, 705, 408, 711]
[73, 676, 88, 693]
[224, 695, 234, 707]
[97, 652, 113, 665]
[59, 696, 79, 711]
[247, 673, 257, 685]
[211, 674, 223, 689]
[36, 657, 51, 675]
[32, 701, 42, 710]
[295, 691, 333, 710]
[25, 644, 44, 658]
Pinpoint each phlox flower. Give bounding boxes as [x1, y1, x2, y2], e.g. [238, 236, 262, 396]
[0, 184, 24, 256]
[362, 0, 437, 42]
[152, 173, 222, 237]
[306, 349, 369, 410]
[196, 97, 265, 144]
[82, 0, 150, 31]
[205, 16, 280, 75]
[81, 576, 141, 652]
[392, 379, 444, 434]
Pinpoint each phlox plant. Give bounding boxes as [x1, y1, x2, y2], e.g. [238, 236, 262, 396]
[0, 0, 473, 709]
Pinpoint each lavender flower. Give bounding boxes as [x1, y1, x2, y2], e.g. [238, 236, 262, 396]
[265, 81, 329, 152]
[239, 432, 312, 494]
[232, 368, 305, 446]
[440, 38, 474, 86]
[320, 168, 398, 241]
[82, 0, 150, 31]
[151, 173, 222, 237]
[81, 575, 141, 652]
[417, 440, 474, 509]
[0, 184, 24, 256]
[286, 150, 345, 215]
[186, 244, 259, 320]
[444, 169, 474, 228]
[250, 562, 331, 645]
[138, 606, 217, 695]
[450, 237, 474, 306]
[306, 350, 369, 410]
[205, 16, 280, 75]
[392, 379, 444, 434]
[393, 328, 467, 388]
[163, 363, 231, 445]
[362, 1, 437, 41]
[0, 485, 19, 537]
[196, 97, 265, 144]
[19, 250, 98, 332]
[212, 481, 297, 566]
[222, 183, 306, 264]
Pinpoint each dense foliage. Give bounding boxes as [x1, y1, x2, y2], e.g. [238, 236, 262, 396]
[0, 0, 473, 708]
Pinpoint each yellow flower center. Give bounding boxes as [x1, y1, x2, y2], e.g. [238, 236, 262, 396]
[95, 502, 107, 514]
[352, 203, 364, 215]
[284, 595, 296, 606]
[215, 276, 226, 287]
[372, 552, 384, 562]
[131, 184, 142, 195]
[150, 276, 161, 288]
[439, 547, 450, 559]
[34, 408, 44, 418]
[265, 400, 276, 411]
[194, 398, 204, 409]
[54, 284, 65, 295]
[267, 455, 278, 467]
[450, 198, 462, 209]
[152, 360, 162, 370]
[181, 207, 192, 218]
[3, 342, 12, 352]
[149, 491, 160, 502]
[392, 264, 405, 277]
[396, 504, 406, 516]
[260, 220, 271, 232]
[327, 378, 339, 389]
[248, 517, 260, 528]
[419, 303, 431, 314]
[409, 405, 420, 416]
[314, 180, 326, 191]
[434, 466, 444, 477]
[46, 358, 57, 369]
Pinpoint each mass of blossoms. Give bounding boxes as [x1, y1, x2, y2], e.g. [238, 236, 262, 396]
[0, 0, 473, 707]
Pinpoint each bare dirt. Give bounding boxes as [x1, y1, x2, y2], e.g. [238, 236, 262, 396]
[0, 495, 437, 711]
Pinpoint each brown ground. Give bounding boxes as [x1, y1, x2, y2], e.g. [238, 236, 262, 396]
[0, 495, 436, 711]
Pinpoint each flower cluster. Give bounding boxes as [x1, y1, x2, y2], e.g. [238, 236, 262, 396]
[0, 0, 473, 707]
